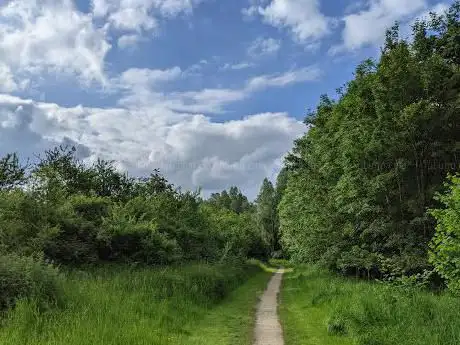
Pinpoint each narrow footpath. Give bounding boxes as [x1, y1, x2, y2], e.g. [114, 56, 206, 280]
[254, 269, 285, 345]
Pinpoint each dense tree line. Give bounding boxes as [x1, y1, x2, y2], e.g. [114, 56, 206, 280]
[278, 2, 460, 283]
[0, 146, 268, 267]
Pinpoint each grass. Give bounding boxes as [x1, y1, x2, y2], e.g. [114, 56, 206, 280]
[0, 262, 270, 345]
[280, 265, 460, 345]
[171, 271, 270, 345]
[248, 258, 294, 273]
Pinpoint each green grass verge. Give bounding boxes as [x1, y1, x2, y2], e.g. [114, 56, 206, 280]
[280, 265, 460, 345]
[172, 271, 270, 345]
[0, 262, 270, 345]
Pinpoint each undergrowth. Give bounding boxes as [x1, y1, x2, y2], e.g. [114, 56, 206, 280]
[281, 265, 460, 345]
[0, 261, 264, 345]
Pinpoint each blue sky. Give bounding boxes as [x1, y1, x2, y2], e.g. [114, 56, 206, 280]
[0, 0, 452, 197]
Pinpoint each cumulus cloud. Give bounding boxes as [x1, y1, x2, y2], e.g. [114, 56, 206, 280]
[248, 37, 281, 57]
[109, 6, 158, 32]
[0, 94, 305, 198]
[92, 0, 203, 35]
[244, 0, 332, 43]
[0, 64, 22, 93]
[0, 0, 207, 86]
[0, 1, 317, 198]
[0, 0, 111, 85]
[333, 0, 449, 53]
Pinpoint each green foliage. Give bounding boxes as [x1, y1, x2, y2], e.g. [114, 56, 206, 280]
[201, 186, 268, 260]
[208, 186, 252, 214]
[0, 189, 46, 256]
[0, 145, 265, 268]
[279, 3, 460, 278]
[200, 201, 264, 260]
[0, 153, 26, 190]
[0, 263, 268, 345]
[256, 178, 278, 256]
[281, 265, 460, 345]
[0, 254, 62, 311]
[268, 258, 294, 268]
[429, 175, 460, 293]
[99, 196, 180, 264]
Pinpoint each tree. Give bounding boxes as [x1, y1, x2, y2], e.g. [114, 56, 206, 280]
[429, 175, 460, 293]
[207, 187, 251, 214]
[278, 2, 460, 277]
[0, 153, 26, 190]
[256, 178, 277, 256]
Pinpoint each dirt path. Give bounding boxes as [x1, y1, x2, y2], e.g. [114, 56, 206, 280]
[254, 269, 285, 345]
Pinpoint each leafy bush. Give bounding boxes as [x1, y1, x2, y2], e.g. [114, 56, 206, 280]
[281, 265, 460, 345]
[40, 195, 111, 264]
[0, 190, 48, 256]
[99, 198, 180, 264]
[0, 147, 266, 268]
[0, 254, 62, 311]
[429, 175, 460, 293]
[268, 258, 294, 268]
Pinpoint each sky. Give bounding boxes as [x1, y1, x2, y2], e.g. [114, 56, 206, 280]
[0, 0, 453, 198]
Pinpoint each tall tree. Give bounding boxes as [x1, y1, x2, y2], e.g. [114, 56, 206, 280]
[278, 2, 460, 277]
[256, 178, 277, 255]
[207, 187, 251, 214]
[0, 153, 26, 190]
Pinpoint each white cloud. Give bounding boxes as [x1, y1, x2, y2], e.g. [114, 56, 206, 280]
[153, 0, 199, 17]
[412, 3, 450, 24]
[117, 65, 320, 113]
[119, 67, 183, 88]
[109, 6, 158, 31]
[167, 88, 248, 113]
[92, 0, 112, 17]
[0, 1, 316, 197]
[246, 66, 321, 91]
[118, 87, 248, 113]
[222, 62, 254, 70]
[184, 59, 209, 74]
[336, 0, 432, 52]
[248, 37, 281, 57]
[92, 0, 202, 34]
[0, 64, 21, 93]
[0, 94, 305, 198]
[245, 0, 332, 43]
[118, 34, 143, 49]
[0, 0, 111, 85]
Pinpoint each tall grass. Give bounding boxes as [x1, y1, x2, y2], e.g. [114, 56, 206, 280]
[0, 262, 265, 345]
[0, 254, 63, 312]
[280, 266, 460, 345]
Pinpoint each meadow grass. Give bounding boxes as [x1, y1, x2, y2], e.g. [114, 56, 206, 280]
[280, 265, 460, 345]
[0, 262, 270, 345]
[171, 271, 270, 345]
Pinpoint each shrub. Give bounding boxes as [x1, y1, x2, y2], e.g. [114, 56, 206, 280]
[429, 175, 460, 293]
[268, 258, 294, 268]
[0, 254, 62, 311]
[0, 190, 47, 256]
[98, 199, 180, 264]
[41, 195, 106, 264]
